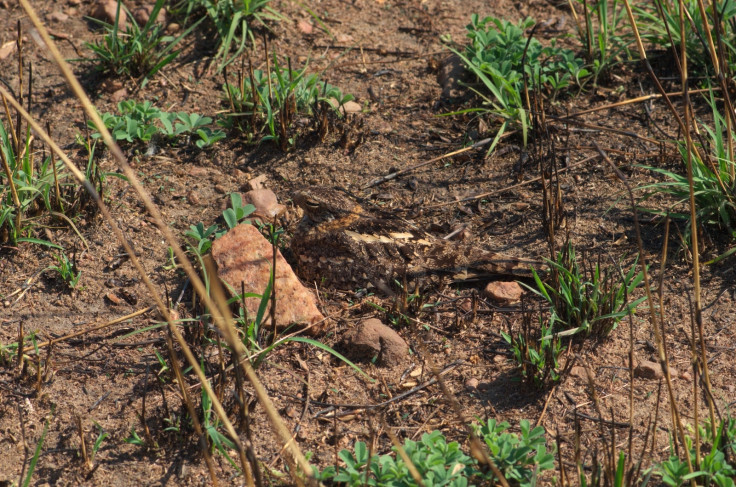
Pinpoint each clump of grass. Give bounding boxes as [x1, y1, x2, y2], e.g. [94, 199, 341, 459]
[502, 308, 565, 388]
[0, 113, 73, 247]
[84, 0, 199, 87]
[442, 15, 590, 151]
[524, 243, 646, 339]
[47, 252, 81, 290]
[638, 91, 736, 247]
[173, 0, 282, 71]
[221, 55, 354, 149]
[569, 0, 633, 83]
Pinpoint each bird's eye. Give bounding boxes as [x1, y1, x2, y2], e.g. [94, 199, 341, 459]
[304, 199, 320, 209]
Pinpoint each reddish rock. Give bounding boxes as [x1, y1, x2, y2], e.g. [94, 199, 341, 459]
[338, 100, 361, 114]
[212, 224, 325, 335]
[297, 19, 313, 34]
[0, 41, 16, 61]
[465, 378, 479, 390]
[241, 189, 286, 220]
[48, 10, 69, 22]
[91, 0, 127, 28]
[133, 5, 166, 26]
[569, 366, 588, 379]
[484, 281, 523, 304]
[342, 318, 409, 367]
[634, 360, 663, 380]
[110, 87, 128, 103]
[247, 174, 268, 190]
[188, 166, 209, 178]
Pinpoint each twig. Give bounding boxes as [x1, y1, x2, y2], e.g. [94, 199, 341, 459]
[363, 138, 493, 189]
[423, 153, 600, 209]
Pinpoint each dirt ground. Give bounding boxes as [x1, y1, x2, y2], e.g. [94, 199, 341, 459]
[1, 0, 735, 485]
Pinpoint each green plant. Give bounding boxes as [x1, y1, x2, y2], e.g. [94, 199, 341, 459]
[331, 432, 476, 487]
[21, 412, 51, 487]
[523, 243, 646, 338]
[124, 427, 146, 446]
[571, 0, 632, 82]
[47, 252, 81, 289]
[222, 193, 255, 229]
[84, 0, 200, 87]
[201, 379, 241, 471]
[638, 91, 736, 246]
[320, 420, 555, 486]
[90, 421, 109, 464]
[502, 311, 565, 388]
[442, 15, 589, 151]
[89, 100, 226, 148]
[174, 0, 282, 71]
[221, 56, 354, 148]
[654, 421, 736, 487]
[0, 116, 70, 247]
[475, 419, 556, 487]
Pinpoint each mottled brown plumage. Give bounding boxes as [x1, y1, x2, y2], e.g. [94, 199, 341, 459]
[291, 186, 542, 293]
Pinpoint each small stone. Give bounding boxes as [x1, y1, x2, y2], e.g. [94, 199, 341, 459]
[297, 19, 313, 34]
[91, 0, 127, 28]
[342, 318, 409, 367]
[110, 87, 128, 103]
[284, 405, 299, 418]
[214, 183, 228, 194]
[569, 366, 588, 379]
[101, 78, 124, 93]
[465, 378, 479, 390]
[0, 41, 17, 61]
[247, 174, 268, 190]
[105, 292, 122, 305]
[212, 224, 326, 335]
[336, 33, 354, 43]
[339, 100, 362, 114]
[187, 191, 201, 205]
[484, 281, 523, 304]
[133, 5, 166, 26]
[679, 371, 693, 381]
[634, 360, 663, 380]
[48, 10, 69, 22]
[493, 355, 505, 364]
[188, 166, 209, 178]
[241, 189, 286, 220]
[166, 23, 181, 35]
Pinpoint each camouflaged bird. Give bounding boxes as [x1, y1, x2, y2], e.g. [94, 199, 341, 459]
[291, 186, 543, 294]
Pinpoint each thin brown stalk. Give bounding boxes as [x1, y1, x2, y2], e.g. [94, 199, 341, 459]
[77, 416, 90, 469]
[679, 0, 716, 444]
[0, 103, 21, 213]
[15, 20, 23, 157]
[594, 139, 692, 475]
[23, 306, 153, 354]
[2, 82, 19, 152]
[165, 331, 220, 487]
[16, 321, 23, 371]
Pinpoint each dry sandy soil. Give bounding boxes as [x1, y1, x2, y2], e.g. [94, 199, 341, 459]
[1, 0, 735, 485]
